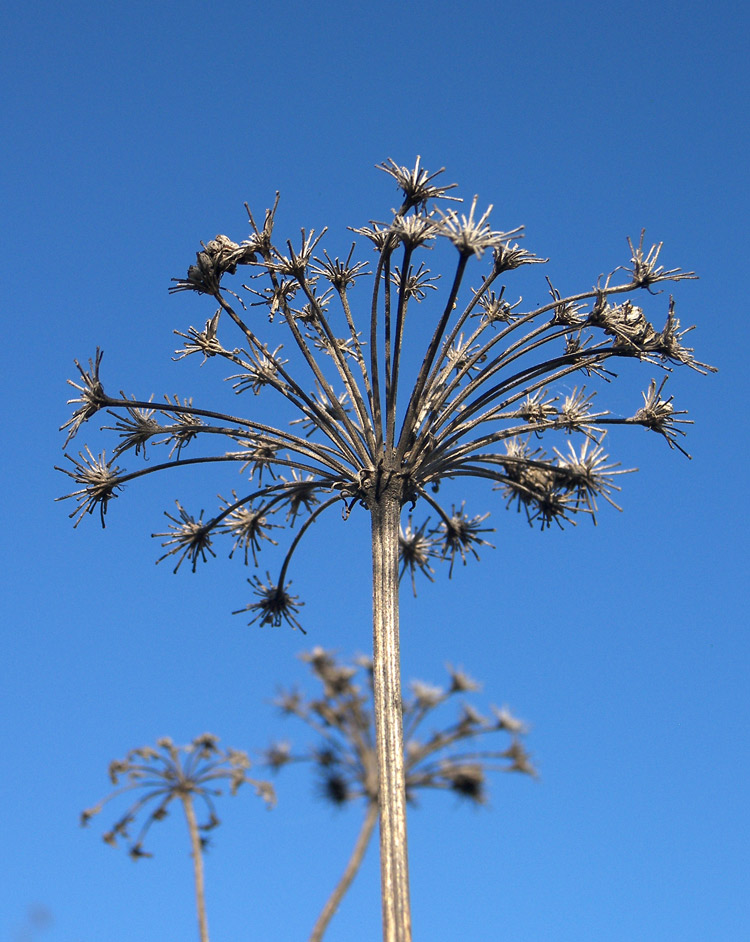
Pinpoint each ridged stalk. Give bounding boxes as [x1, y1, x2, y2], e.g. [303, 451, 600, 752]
[370, 491, 411, 942]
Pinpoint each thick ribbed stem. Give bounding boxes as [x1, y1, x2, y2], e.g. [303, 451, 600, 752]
[370, 491, 411, 942]
[181, 793, 209, 942]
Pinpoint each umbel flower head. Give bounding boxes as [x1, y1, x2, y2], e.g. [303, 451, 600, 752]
[267, 648, 536, 806]
[57, 157, 714, 626]
[81, 734, 274, 859]
[81, 735, 274, 942]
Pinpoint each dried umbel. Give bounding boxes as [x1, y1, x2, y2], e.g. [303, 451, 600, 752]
[81, 735, 274, 942]
[266, 650, 535, 940]
[58, 158, 713, 942]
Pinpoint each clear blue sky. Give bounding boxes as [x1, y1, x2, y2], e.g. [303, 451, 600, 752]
[2, 1, 748, 939]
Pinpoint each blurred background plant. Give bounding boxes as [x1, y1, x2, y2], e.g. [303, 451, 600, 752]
[80, 734, 274, 942]
[264, 648, 535, 941]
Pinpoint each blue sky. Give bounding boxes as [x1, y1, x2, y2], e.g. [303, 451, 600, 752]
[2, 0, 748, 939]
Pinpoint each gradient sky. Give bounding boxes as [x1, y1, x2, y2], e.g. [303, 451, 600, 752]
[2, 1, 748, 940]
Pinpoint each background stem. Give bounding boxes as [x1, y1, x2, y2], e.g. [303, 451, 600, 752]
[310, 800, 379, 942]
[181, 793, 210, 942]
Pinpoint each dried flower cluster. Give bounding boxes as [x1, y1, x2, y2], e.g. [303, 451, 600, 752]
[58, 158, 713, 628]
[81, 734, 274, 942]
[268, 647, 535, 803]
[81, 734, 274, 858]
[265, 648, 534, 940]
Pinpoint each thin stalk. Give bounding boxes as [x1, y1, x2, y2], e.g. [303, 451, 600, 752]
[181, 792, 209, 942]
[309, 801, 380, 942]
[370, 491, 411, 942]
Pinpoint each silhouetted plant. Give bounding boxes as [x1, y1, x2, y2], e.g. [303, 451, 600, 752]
[80, 734, 274, 942]
[265, 648, 534, 941]
[59, 157, 713, 942]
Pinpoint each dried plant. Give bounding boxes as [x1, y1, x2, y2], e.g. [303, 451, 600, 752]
[265, 648, 534, 941]
[80, 734, 275, 942]
[58, 157, 714, 942]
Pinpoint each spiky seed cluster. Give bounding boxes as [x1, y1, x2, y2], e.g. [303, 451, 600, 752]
[265, 649, 535, 810]
[58, 157, 714, 626]
[80, 734, 274, 860]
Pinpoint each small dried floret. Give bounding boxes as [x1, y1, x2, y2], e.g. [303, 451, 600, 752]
[377, 156, 459, 211]
[157, 396, 204, 458]
[153, 501, 216, 573]
[553, 438, 628, 520]
[290, 384, 351, 438]
[492, 233, 548, 273]
[265, 229, 326, 278]
[248, 278, 299, 320]
[546, 277, 587, 327]
[594, 299, 662, 354]
[235, 440, 278, 482]
[441, 763, 486, 803]
[502, 740, 537, 777]
[173, 312, 224, 363]
[442, 333, 486, 376]
[234, 573, 305, 632]
[399, 516, 437, 596]
[493, 706, 528, 735]
[104, 398, 162, 458]
[311, 246, 369, 290]
[170, 234, 256, 294]
[410, 681, 444, 709]
[229, 345, 287, 395]
[633, 377, 693, 457]
[473, 287, 519, 326]
[434, 504, 494, 576]
[349, 222, 400, 252]
[311, 332, 364, 360]
[391, 262, 440, 301]
[263, 741, 293, 771]
[625, 230, 695, 289]
[390, 213, 438, 249]
[321, 772, 351, 805]
[555, 386, 602, 437]
[458, 703, 486, 728]
[60, 348, 108, 446]
[517, 390, 558, 427]
[447, 666, 481, 694]
[290, 285, 334, 324]
[55, 447, 124, 528]
[218, 492, 280, 565]
[280, 471, 321, 524]
[499, 453, 578, 531]
[656, 297, 716, 374]
[437, 196, 510, 258]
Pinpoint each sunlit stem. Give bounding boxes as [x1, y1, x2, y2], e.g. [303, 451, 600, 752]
[370, 487, 411, 942]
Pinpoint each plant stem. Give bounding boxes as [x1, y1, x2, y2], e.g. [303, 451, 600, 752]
[309, 800, 380, 942]
[370, 490, 411, 942]
[181, 792, 210, 942]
